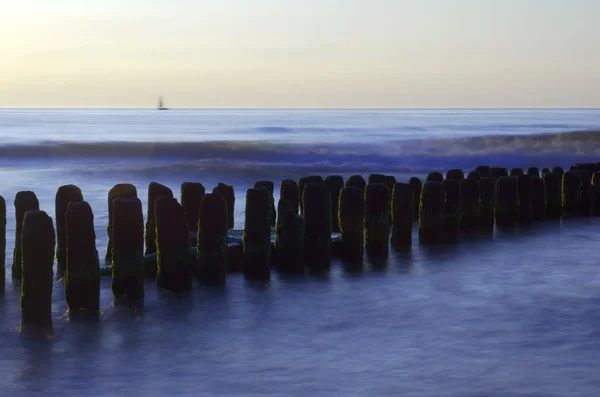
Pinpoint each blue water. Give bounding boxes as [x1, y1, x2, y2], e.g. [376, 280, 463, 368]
[0, 108, 599, 396]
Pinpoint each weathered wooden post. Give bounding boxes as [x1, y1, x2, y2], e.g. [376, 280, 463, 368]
[368, 174, 386, 185]
[446, 169, 464, 182]
[275, 204, 305, 274]
[55, 185, 83, 277]
[196, 194, 229, 284]
[106, 183, 137, 261]
[254, 181, 276, 227]
[338, 186, 365, 262]
[213, 183, 235, 230]
[21, 210, 55, 329]
[474, 166, 492, 178]
[442, 179, 461, 241]
[517, 175, 532, 223]
[562, 171, 582, 216]
[145, 182, 173, 256]
[181, 182, 205, 234]
[460, 178, 480, 231]
[531, 177, 546, 221]
[542, 168, 551, 176]
[345, 175, 366, 192]
[495, 176, 519, 228]
[243, 188, 271, 280]
[65, 201, 100, 315]
[303, 183, 332, 271]
[478, 177, 496, 230]
[510, 168, 524, 177]
[365, 183, 390, 257]
[298, 176, 323, 215]
[544, 172, 563, 218]
[13, 191, 39, 280]
[426, 172, 444, 182]
[324, 175, 344, 233]
[491, 167, 508, 180]
[419, 181, 445, 244]
[552, 166, 564, 178]
[409, 177, 422, 220]
[467, 171, 481, 182]
[526, 167, 540, 178]
[391, 182, 413, 249]
[280, 179, 299, 214]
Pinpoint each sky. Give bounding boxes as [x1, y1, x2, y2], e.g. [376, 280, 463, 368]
[1, 0, 599, 108]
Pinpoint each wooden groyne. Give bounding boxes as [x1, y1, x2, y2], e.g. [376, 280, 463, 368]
[1, 161, 600, 328]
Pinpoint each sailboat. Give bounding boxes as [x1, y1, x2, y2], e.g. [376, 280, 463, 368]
[157, 95, 169, 110]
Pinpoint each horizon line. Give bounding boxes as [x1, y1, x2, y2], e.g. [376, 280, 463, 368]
[1, 106, 599, 110]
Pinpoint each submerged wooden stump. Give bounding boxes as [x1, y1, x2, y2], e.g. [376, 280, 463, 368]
[345, 175, 366, 192]
[243, 188, 271, 280]
[65, 201, 100, 315]
[442, 179, 461, 241]
[562, 171, 582, 216]
[339, 186, 365, 263]
[275, 205, 305, 274]
[106, 183, 137, 261]
[531, 177, 547, 221]
[324, 175, 344, 233]
[155, 197, 192, 292]
[419, 181, 445, 244]
[112, 197, 144, 301]
[544, 172, 563, 218]
[426, 172, 444, 183]
[254, 181, 276, 227]
[303, 183, 332, 271]
[21, 210, 55, 329]
[478, 177, 496, 230]
[365, 183, 390, 257]
[13, 191, 39, 281]
[181, 182, 205, 234]
[409, 177, 422, 221]
[145, 182, 173, 259]
[280, 179, 299, 214]
[460, 178, 480, 231]
[391, 183, 413, 250]
[213, 183, 235, 230]
[298, 176, 323, 215]
[495, 176, 519, 228]
[197, 194, 228, 284]
[0, 196, 5, 288]
[55, 185, 83, 277]
[517, 175, 532, 223]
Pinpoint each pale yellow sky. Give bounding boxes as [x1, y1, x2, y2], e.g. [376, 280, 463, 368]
[1, 0, 599, 108]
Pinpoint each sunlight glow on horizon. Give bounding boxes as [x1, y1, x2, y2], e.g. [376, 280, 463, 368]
[1, 0, 599, 108]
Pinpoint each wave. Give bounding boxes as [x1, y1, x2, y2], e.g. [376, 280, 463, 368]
[1, 130, 599, 173]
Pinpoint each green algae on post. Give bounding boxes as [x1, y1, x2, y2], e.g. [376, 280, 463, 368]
[592, 172, 600, 216]
[418, 181, 445, 244]
[155, 196, 192, 292]
[338, 186, 365, 262]
[324, 175, 344, 233]
[280, 179, 299, 214]
[442, 179, 462, 241]
[112, 197, 144, 301]
[106, 183, 137, 261]
[495, 176, 520, 228]
[365, 183, 390, 257]
[197, 194, 228, 284]
[526, 167, 540, 178]
[517, 175, 532, 223]
[426, 172, 444, 183]
[391, 183, 413, 250]
[345, 174, 366, 192]
[490, 167, 508, 180]
[180, 182, 205, 234]
[21, 210, 55, 329]
[409, 177, 422, 220]
[65, 201, 100, 315]
[243, 188, 271, 280]
[510, 168, 524, 177]
[531, 177, 547, 221]
[446, 169, 465, 182]
[303, 183, 332, 271]
[145, 182, 173, 258]
[478, 177, 496, 230]
[460, 178, 480, 231]
[298, 176, 323, 215]
[275, 204, 305, 274]
[562, 171, 582, 216]
[213, 183, 235, 230]
[55, 185, 83, 277]
[0, 196, 5, 288]
[474, 166, 491, 178]
[254, 181, 276, 227]
[13, 191, 39, 281]
[543, 172, 563, 218]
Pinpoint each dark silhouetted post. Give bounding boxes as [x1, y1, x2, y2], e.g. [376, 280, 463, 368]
[338, 186, 365, 262]
[145, 182, 173, 259]
[446, 169, 464, 182]
[467, 171, 481, 182]
[55, 185, 83, 277]
[13, 191, 39, 281]
[592, 172, 600, 216]
[213, 183, 235, 230]
[254, 181, 276, 227]
[474, 166, 491, 178]
[510, 168, 524, 177]
[491, 167, 508, 180]
[562, 171, 582, 216]
[478, 177, 495, 230]
[575, 171, 592, 216]
[0, 196, 4, 288]
[243, 188, 271, 280]
[541, 168, 551, 176]
[181, 182, 205, 234]
[419, 181, 445, 244]
[460, 178, 480, 231]
[303, 183, 332, 271]
[552, 166, 564, 178]
[391, 182, 413, 249]
[368, 174, 386, 185]
[345, 175, 366, 192]
[275, 204, 305, 274]
[426, 172, 444, 182]
[197, 194, 228, 284]
[517, 175, 532, 223]
[280, 179, 299, 214]
[409, 177, 422, 220]
[544, 172, 563, 218]
[324, 175, 344, 233]
[531, 177, 546, 221]
[106, 183, 137, 261]
[442, 179, 461, 241]
[365, 183, 390, 257]
[526, 167, 540, 178]
[298, 176, 323, 215]
[495, 176, 519, 228]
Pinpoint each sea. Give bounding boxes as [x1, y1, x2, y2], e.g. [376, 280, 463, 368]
[0, 108, 599, 396]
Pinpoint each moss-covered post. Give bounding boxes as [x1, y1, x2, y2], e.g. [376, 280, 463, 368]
[112, 197, 144, 301]
[542, 168, 551, 176]
[65, 201, 100, 315]
[409, 177, 422, 220]
[491, 167, 509, 180]
[419, 181, 445, 244]
[576, 171, 592, 216]
[280, 179, 299, 214]
[345, 175, 366, 192]
[365, 183, 390, 257]
[510, 168, 524, 177]
[298, 176, 323, 215]
[446, 169, 464, 182]
[442, 179, 461, 241]
[368, 174, 386, 185]
[475, 166, 492, 178]
[155, 197, 192, 292]
[460, 178, 480, 231]
[495, 176, 519, 228]
[55, 185, 83, 277]
[478, 177, 496, 230]
[213, 183, 235, 230]
[0, 196, 4, 288]
[275, 204, 305, 274]
[196, 194, 228, 284]
[562, 171, 582, 216]
[303, 183, 332, 271]
[13, 191, 39, 281]
[106, 183, 137, 261]
[243, 188, 271, 280]
[145, 182, 173, 259]
[338, 186, 365, 262]
[426, 172, 444, 183]
[254, 181, 276, 227]
[21, 210, 55, 329]
[181, 182, 205, 234]
[531, 177, 546, 221]
[526, 167, 540, 178]
[517, 175, 532, 223]
[324, 175, 344, 233]
[544, 172, 563, 218]
[467, 171, 481, 183]
[592, 172, 600, 216]
[391, 182, 413, 250]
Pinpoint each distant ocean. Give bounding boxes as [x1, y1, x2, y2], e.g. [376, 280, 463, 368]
[1, 108, 600, 396]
